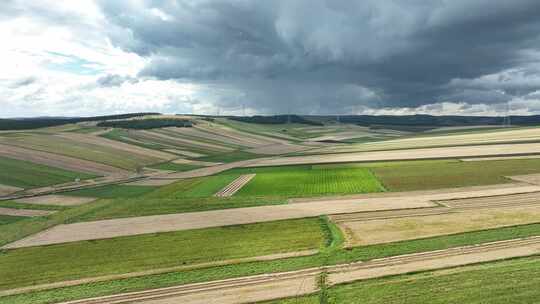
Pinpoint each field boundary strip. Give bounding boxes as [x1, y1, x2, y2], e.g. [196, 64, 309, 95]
[214, 174, 256, 197]
[0, 207, 55, 217]
[39, 236, 540, 304]
[0, 249, 318, 298]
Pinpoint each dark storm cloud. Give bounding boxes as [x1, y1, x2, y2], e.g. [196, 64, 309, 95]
[96, 0, 540, 113]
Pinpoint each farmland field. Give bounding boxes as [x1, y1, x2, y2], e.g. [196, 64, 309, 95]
[146, 174, 241, 198]
[317, 158, 540, 191]
[70, 196, 285, 222]
[0, 133, 162, 170]
[0, 215, 25, 226]
[314, 126, 540, 153]
[340, 205, 540, 246]
[326, 256, 540, 304]
[0, 218, 324, 290]
[148, 162, 203, 172]
[0, 156, 96, 188]
[5, 221, 540, 304]
[66, 185, 157, 198]
[232, 165, 385, 197]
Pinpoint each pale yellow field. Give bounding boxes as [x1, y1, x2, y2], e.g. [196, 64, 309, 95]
[314, 127, 540, 153]
[340, 205, 540, 246]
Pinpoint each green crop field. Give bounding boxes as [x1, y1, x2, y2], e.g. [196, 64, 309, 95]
[196, 150, 260, 163]
[70, 196, 285, 222]
[0, 218, 324, 290]
[0, 156, 96, 188]
[0, 215, 25, 226]
[146, 174, 241, 198]
[316, 158, 540, 192]
[232, 165, 385, 197]
[66, 184, 157, 198]
[148, 162, 203, 172]
[326, 256, 540, 304]
[4, 220, 540, 304]
[63, 176, 286, 222]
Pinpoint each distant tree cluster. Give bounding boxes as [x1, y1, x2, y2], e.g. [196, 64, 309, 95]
[0, 113, 159, 130]
[334, 114, 540, 127]
[97, 118, 193, 129]
[229, 115, 323, 126]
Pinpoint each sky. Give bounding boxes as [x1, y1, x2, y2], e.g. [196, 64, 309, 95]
[2, 0, 540, 118]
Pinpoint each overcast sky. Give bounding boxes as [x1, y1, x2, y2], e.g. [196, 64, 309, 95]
[2, 0, 540, 117]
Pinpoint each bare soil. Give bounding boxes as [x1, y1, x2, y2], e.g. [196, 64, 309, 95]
[461, 155, 540, 161]
[0, 184, 23, 196]
[509, 173, 540, 185]
[163, 149, 206, 158]
[15, 195, 97, 207]
[3, 191, 436, 248]
[7, 183, 540, 248]
[0, 207, 54, 217]
[126, 178, 181, 186]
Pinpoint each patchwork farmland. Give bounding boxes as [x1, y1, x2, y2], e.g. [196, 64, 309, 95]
[2, 114, 540, 304]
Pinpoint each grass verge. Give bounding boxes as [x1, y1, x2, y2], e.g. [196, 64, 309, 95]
[327, 255, 540, 304]
[0, 218, 324, 290]
[4, 222, 540, 303]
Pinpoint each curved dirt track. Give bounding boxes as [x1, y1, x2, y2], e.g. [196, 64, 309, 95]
[58, 237, 540, 304]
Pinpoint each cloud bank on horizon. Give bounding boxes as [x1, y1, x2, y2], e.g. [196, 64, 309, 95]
[2, 0, 540, 117]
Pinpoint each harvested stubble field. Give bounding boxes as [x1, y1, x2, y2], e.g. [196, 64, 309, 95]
[249, 142, 540, 167]
[314, 126, 540, 153]
[231, 165, 385, 197]
[0, 156, 96, 189]
[0, 218, 324, 291]
[341, 205, 540, 246]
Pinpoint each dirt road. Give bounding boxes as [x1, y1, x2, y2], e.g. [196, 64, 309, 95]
[0, 207, 54, 217]
[6, 184, 539, 249]
[57, 237, 540, 304]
